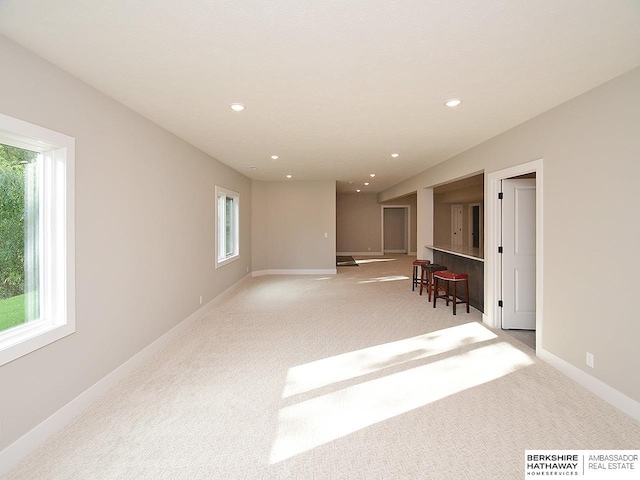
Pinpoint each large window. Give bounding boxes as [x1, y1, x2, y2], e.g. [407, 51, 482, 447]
[0, 113, 75, 366]
[215, 186, 239, 268]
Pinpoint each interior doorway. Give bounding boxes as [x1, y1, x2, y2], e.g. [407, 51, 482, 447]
[381, 206, 410, 254]
[500, 176, 536, 350]
[451, 205, 463, 245]
[486, 160, 543, 352]
[468, 203, 483, 250]
[501, 176, 536, 331]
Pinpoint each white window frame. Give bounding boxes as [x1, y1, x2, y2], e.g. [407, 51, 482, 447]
[0, 113, 75, 366]
[215, 185, 240, 268]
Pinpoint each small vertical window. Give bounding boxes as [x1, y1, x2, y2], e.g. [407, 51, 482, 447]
[215, 186, 239, 267]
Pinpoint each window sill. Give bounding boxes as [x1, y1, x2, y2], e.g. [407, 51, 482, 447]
[0, 319, 75, 366]
[215, 254, 240, 269]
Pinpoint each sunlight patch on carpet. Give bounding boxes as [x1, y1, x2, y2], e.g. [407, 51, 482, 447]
[283, 322, 496, 398]
[270, 341, 534, 463]
[358, 275, 409, 283]
[354, 258, 396, 264]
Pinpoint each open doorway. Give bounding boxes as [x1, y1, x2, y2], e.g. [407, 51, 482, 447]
[468, 203, 483, 250]
[486, 160, 543, 353]
[381, 205, 409, 254]
[451, 205, 463, 245]
[500, 173, 536, 349]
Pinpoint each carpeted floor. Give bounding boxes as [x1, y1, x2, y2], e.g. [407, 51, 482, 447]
[504, 328, 536, 350]
[4, 255, 640, 479]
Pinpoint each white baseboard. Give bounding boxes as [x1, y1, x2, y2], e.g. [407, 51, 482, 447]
[0, 273, 252, 478]
[336, 252, 383, 256]
[252, 269, 336, 277]
[537, 347, 640, 421]
[484, 316, 639, 421]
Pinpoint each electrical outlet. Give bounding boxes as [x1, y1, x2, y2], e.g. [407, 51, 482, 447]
[586, 352, 595, 368]
[199, 295, 203, 305]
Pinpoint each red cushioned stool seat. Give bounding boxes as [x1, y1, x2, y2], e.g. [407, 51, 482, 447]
[412, 260, 430, 291]
[432, 271, 470, 315]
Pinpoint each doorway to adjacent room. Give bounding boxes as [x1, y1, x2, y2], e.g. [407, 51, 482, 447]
[381, 205, 410, 254]
[487, 160, 543, 352]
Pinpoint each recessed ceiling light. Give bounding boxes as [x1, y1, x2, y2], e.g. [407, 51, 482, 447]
[370, 173, 376, 178]
[391, 153, 399, 158]
[356, 189, 361, 193]
[364, 182, 370, 186]
[271, 155, 279, 160]
[230, 103, 245, 111]
[445, 99, 461, 107]
[286, 174, 292, 179]
[249, 166, 257, 170]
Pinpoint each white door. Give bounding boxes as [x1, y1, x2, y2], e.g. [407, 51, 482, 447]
[501, 179, 536, 330]
[451, 205, 463, 246]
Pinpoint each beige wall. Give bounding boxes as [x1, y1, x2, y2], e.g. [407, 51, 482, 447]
[0, 36, 252, 449]
[251, 180, 269, 271]
[252, 180, 336, 271]
[336, 193, 381, 254]
[433, 199, 452, 246]
[379, 67, 640, 404]
[336, 192, 418, 254]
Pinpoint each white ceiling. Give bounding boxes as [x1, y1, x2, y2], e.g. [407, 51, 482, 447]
[1, 1, 639, 193]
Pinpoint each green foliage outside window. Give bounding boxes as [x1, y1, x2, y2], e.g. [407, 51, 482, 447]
[0, 144, 38, 330]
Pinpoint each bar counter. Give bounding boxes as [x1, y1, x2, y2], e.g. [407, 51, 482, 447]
[427, 244, 484, 261]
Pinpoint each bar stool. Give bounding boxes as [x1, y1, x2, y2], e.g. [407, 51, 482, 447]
[419, 264, 448, 301]
[411, 260, 430, 291]
[432, 271, 470, 315]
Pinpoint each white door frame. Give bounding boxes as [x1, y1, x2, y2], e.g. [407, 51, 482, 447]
[484, 159, 543, 351]
[381, 205, 411, 254]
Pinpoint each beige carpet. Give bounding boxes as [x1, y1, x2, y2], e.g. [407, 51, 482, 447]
[5, 255, 640, 479]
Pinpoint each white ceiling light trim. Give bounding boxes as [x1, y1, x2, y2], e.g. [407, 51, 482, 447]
[445, 99, 462, 107]
[230, 103, 245, 111]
